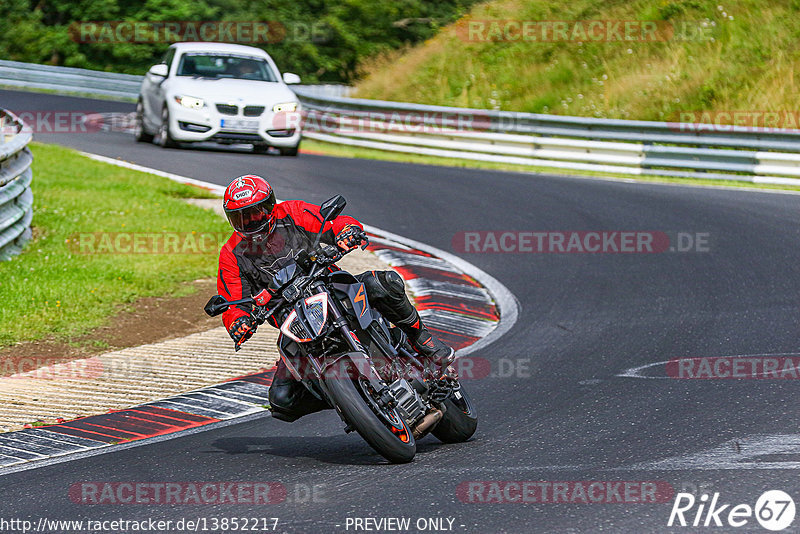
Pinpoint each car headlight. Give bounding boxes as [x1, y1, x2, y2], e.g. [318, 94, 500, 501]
[273, 102, 298, 113]
[174, 95, 206, 110]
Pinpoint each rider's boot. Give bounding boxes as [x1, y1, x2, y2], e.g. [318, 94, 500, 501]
[396, 310, 456, 375]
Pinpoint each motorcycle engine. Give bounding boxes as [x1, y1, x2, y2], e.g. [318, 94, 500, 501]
[388, 378, 427, 423]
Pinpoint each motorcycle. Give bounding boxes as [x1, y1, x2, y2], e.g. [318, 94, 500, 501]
[204, 195, 477, 463]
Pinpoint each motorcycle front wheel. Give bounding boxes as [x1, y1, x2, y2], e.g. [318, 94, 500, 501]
[324, 361, 416, 464]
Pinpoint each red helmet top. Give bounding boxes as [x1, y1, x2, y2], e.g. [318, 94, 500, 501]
[223, 175, 277, 236]
[223, 175, 272, 210]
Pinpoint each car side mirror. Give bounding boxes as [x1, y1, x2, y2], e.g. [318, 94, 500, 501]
[204, 295, 229, 317]
[148, 64, 168, 77]
[319, 195, 346, 222]
[282, 72, 301, 85]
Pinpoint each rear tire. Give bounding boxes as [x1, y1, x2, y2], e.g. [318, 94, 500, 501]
[324, 363, 416, 463]
[134, 100, 154, 143]
[433, 384, 478, 443]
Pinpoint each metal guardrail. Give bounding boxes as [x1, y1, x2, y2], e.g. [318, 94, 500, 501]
[0, 60, 142, 100]
[0, 59, 350, 100]
[0, 109, 33, 260]
[2, 59, 800, 185]
[293, 91, 800, 186]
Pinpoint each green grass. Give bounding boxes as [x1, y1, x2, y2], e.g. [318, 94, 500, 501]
[354, 0, 800, 122]
[26, 421, 48, 427]
[301, 138, 800, 193]
[0, 142, 229, 347]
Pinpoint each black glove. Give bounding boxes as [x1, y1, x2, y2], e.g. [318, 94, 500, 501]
[228, 315, 256, 350]
[336, 225, 369, 252]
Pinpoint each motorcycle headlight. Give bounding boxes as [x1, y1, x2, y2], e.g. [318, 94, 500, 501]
[174, 95, 206, 110]
[303, 293, 328, 335]
[280, 293, 328, 343]
[280, 309, 310, 343]
[273, 102, 298, 113]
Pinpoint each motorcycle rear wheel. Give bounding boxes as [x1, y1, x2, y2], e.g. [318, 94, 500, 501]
[432, 384, 478, 443]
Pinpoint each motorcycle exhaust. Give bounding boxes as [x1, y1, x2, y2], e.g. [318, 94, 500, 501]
[412, 408, 443, 439]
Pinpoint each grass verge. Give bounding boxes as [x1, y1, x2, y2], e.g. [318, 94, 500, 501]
[0, 142, 228, 347]
[354, 0, 800, 122]
[300, 138, 800, 193]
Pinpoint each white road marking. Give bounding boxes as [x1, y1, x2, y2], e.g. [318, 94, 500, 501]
[623, 434, 800, 470]
[617, 352, 800, 379]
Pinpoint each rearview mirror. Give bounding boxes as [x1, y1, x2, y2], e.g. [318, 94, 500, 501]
[282, 72, 301, 84]
[148, 63, 168, 77]
[312, 195, 347, 249]
[204, 295, 229, 317]
[319, 195, 346, 222]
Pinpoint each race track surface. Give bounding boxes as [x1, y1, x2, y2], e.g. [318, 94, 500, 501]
[2, 89, 800, 533]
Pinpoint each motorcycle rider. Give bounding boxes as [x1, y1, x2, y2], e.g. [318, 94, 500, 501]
[217, 174, 455, 422]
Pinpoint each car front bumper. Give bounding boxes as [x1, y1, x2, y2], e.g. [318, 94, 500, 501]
[167, 101, 302, 147]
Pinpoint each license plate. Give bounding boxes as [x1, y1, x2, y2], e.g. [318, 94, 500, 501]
[220, 118, 259, 132]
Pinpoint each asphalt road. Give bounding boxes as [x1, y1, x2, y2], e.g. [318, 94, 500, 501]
[2, 89, 800, 533]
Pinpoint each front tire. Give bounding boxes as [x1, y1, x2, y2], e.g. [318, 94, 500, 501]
[433, 384, 478, 443]
[156, 106, 178, 148]
[279, 143, 299, 157]
[134, 100, 154, 143]
[324, 363, 416, 463]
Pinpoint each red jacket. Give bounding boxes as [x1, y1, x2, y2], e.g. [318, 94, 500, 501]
[217, 200, 362, 330]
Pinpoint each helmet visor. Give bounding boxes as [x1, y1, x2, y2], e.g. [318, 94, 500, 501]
[226, 195, 276, 235]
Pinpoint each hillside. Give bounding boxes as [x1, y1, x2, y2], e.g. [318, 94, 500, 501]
[353, 0, 800, 122]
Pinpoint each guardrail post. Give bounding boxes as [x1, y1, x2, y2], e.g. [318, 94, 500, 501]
[0, 109, 34, 260]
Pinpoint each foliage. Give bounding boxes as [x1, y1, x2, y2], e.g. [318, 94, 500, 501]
[0, 0, 480, 82]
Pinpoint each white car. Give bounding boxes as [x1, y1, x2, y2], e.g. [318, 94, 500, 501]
[135, 42, 302, 156]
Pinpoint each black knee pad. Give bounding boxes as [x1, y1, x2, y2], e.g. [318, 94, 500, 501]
[362, 270, 406, 300]
[360, 270, 414, 324]
[378, 271, 406, 299]
[268, 380, 294, 412]
[268, 376, 329, 422]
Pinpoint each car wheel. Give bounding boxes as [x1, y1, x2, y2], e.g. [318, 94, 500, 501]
[134, 100, 154, 143]
[252, 143, 270, 154]
[156, 106, 179, 148]
[279, 143, 299, 157]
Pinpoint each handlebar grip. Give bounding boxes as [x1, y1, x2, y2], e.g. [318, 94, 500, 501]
[252, 297, 285, 325]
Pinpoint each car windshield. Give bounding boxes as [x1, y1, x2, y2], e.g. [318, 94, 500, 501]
[176, 54, 278, 82]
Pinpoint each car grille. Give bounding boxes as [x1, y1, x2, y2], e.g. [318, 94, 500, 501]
[215, 104, 238, 115]
[243, 106, 265, 117]
[210, 132, 263, 142]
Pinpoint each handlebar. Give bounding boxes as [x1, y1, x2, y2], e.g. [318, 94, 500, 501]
[251, 297, 285, 325]
[244, 244, 347, 325]
[205, 240, 367, 339]
[253, 241, 364, 319]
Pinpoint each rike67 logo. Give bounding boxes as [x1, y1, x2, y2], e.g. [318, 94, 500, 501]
[669, 490, 795, 531]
